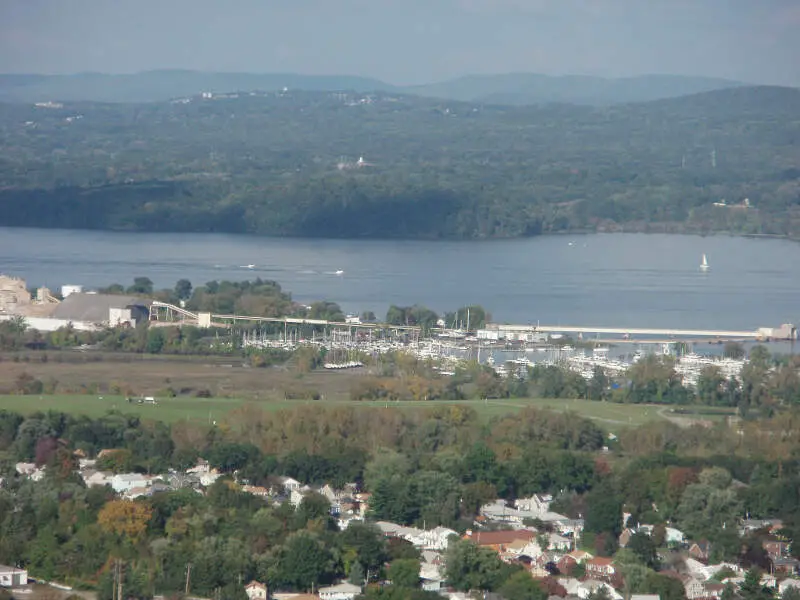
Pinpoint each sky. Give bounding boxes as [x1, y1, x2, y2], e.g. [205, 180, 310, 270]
[1, 0, 798, 86]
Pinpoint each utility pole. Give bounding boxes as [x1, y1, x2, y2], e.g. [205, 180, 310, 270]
[112, 560, 117, 600]
[185, 562, 192, 596]
[117, 560, 124, 600]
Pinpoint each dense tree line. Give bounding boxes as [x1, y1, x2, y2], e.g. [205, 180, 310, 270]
[0, 87, 798, 239]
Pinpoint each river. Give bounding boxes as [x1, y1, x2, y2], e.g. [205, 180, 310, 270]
[1, 227, 798, 330]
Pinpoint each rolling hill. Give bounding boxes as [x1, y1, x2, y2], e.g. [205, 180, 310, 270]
[0, 85, 798, 239]
[0, 70, 750, 106]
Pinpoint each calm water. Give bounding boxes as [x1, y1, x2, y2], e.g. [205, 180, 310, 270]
[1, 227, 799, 330]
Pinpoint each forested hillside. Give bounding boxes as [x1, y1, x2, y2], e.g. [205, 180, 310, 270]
[0, 86, 798, 239]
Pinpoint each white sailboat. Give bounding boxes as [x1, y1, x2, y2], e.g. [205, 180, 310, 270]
[700, 254, 710, 272]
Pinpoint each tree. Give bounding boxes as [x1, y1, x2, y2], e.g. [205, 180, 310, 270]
[588, 366, 610, 401]
[627, 532, 658, 568]
[740, 567, 772, 600]
[699, 467, 733, 490]
[340, 522, 388, 577]
[127, 277, 154, 295]
[585, 483, 623, 539]
[389, 558, 420, 589]
[499, 571, 547, 600]
[348, 562, 365, 587]
[275, 530, 336, 591]
[696, 366, 726, 405]
[97, 500, 153, 544]
[643, 572, 688, 600]
[445, 539, 510, 592]
[174, 279, 193, 301]
[295, 492, 334, 529]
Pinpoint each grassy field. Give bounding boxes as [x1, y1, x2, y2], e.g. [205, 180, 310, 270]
[0, 393, 688, 429]
[0, 351, 733, 429]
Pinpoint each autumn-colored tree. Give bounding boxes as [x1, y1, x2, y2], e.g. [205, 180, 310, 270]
[97, 500, 153, 544]
[666, 467, 698, 506]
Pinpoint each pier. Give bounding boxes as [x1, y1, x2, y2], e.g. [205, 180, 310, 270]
[486, 323, 796, 341]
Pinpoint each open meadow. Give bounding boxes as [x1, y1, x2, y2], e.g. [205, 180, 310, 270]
[0, 392, 710, 431]
[0, 351, 733, 428]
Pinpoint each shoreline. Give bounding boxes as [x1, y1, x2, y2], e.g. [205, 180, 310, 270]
[0, 222, 797, 244]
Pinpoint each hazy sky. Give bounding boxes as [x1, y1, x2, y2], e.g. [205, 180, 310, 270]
[1, 0, 798, 85]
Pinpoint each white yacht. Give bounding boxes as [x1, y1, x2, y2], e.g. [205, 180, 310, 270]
[700, 254, 709, 271]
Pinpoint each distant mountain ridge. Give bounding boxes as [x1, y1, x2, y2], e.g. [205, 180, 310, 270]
[407, 73, 748, 105]
[0, 69, 752, 106]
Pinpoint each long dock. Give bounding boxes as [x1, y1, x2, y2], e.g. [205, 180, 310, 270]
[491, 323, 796, 340]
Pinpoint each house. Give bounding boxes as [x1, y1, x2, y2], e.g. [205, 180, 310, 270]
[763, 540, 788, 559]
[0, 565, 28, 587]
[15, 463, 45, 482]
[585, 557, 616, 581]
[664, 526, 686, 545]
[703, 582, 726, 598]
[779, 579, 800, 596]
[83, 470, 112, 487]
[567, 550, 593, 563]
[556, 519, 585, 537]
[421, 563, 444, 592]
[187, 458, 211, 475]
[771, 557, 800, 576]
[318, 581, 362, 600]
[577, 580, 622, 600]
[516, 494, 553, 515]
[199, 469, 221, 487]
[464, 529, 537, 553]
[242, 485, 270, 498]
[244, 581, 268, 600]
[419, 526, 459, 550]
[279, 476, 302, 493]
[125, 486, 151, 500]
[547, 532, 572, 551]
[110, 473, 151, 494]
[290, 486, 313, 507]
[688, 541, 712, 562]
[683, 576, 706, 600]
[631, 595, 660, 600]
[619, 528, 634, 548]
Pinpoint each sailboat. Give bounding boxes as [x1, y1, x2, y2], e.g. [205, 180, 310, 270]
[700, 254, 710, 272]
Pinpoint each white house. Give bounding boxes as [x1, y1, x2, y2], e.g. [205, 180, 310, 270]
[83, 470, 112, 488]
[110, 473, 151, 494]
[779, 580, 800, 596]
[15, 463, 45, 482]
[187, 458, 211, 475]
[244, 581, 267, 600]
[419, 526, 459, 550]
[665, 526, 686, 544]
[0, 565, 28, 587]
[279, 476, 302, 493]
[199, 470, 221, 487]
[578, 580, 623, 600]
[318, 581, 361, 600]
[290, 487, 310, 507]
[516, 494, 553, 515]
[420, 562, 444, 592]
[683, 576, 706, 600]
[547, 532, 572, 551]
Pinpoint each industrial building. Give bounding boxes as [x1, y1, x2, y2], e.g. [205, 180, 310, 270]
[0, 275, 151, 331]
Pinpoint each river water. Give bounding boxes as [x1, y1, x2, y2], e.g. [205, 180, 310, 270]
[1, 227, 798, 330]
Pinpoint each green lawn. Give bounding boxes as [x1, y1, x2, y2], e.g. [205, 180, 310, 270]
[0, 394, 684, 429]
